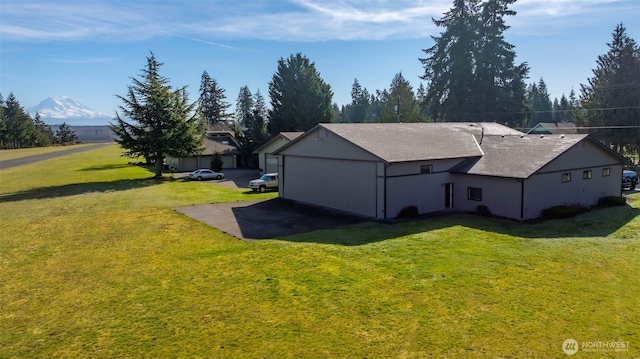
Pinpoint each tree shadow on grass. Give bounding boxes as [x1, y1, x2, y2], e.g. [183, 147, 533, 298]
[78, 164, 133, 171]
[276, 203, 640, 245]
[0, 178, 161, 203]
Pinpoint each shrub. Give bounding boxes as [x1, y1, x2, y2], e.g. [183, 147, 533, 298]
[476, 205, 492, 216]
[396, 205, 419, 219]
[541, 205, 578, 219]
[598, 196, 626, 207]
[210, 152, 224, 172]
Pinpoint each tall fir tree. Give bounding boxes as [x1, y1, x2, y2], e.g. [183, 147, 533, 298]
[420, 0, 528, 124]
[526, 78, 553, 127]
[267, 53, 333, 135]
[110, 52, 204, 177]
[378, 73, 424, 123]
[421, 0, 479, 121]
[1, 93, 35, 149]
[348, 78, 371, 123]
[33, 112, 55, 147]
[578, 23, 640, 157]
[235, 85, 254, 128]
[0, 93, 6, 148]
[231, 87, 268, 167]
[199, 71, 231, 128]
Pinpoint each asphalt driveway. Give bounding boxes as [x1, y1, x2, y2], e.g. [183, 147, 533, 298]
[174, 198, 368, 241]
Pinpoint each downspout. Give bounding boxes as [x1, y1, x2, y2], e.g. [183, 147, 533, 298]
[383, 163, 388, 220]
[520, 179, 525, 220]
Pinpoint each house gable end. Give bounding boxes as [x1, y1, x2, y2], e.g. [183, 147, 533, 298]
[275, 125, 382, 162]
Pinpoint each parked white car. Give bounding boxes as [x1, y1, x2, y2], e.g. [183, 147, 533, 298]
[188, 169, 224, 180]
[249, 173, 278, 192]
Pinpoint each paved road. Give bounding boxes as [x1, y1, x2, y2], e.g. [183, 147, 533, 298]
[0, 143, 114, 170]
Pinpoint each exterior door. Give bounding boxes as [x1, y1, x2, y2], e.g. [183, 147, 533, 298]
[445, 183, 454, 208]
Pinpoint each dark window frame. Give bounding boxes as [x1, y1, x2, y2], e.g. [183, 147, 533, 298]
[562, 172, 572, 183]
[602, 168, 611, 177]
[583, 170, 592, 180]
[467, 187, 482, 201]
[420, 164, 433, 174]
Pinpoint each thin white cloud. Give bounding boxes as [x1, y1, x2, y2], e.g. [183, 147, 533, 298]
[1, 0, 637, 42]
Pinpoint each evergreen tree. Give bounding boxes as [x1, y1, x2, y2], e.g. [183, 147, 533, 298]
[110, 52, 205, 177]
[416, 83, 432, 121]
[578, 23, 640, 157]
[267, 53, 333, 135]
[332, 103, 344, 123]
[0, 93, 6, 148]
[378, 73, 424, 123]
[253, 90, 268, 121]
[210, 152, 223, 172]
[526, 78, 553, 127]
[33, 112, 55, 146]
[2, 93, 35, 149]
[421, 0, 479, 121]
[553, 94, 574, 122]
[55, 122, 77, 144]
[235, 85, 254, 128]
[199, 71, 232, 128]
[420, 0, 528, 123]
[231, 87, 268, 167]
[349, 78, 371, 123]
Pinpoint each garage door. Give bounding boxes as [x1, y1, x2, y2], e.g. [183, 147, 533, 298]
[282, 156, 377, 217]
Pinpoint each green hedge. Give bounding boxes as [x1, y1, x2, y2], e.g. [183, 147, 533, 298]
[598, 196, 627, 206]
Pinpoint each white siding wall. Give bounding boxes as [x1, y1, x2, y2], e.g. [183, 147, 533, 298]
[257, 137, 290, 173]
[386, 173, 454, 218]
[453, 175, 523, 218]
[280, 156, 378, 217]
[383, 160, 462, 218]
[523, 164, 623, 219]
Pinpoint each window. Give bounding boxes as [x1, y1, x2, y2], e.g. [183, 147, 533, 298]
[467, 187, 482, 201]
[583, 170, 592, 180]
[562, 172, 572, 183]
[420, 164, 433, 174]
[602, 168, 611, 177]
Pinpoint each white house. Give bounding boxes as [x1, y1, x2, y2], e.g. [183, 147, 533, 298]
[254, 132, 303, 173]
[166, 129, 240, 171]
[274, 122, 624, 220]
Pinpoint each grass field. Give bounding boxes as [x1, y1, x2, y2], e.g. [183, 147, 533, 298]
[0, 144, 95, 161]
[1, 145, 639, 358]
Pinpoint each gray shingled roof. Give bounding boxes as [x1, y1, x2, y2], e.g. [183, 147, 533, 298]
[254, 131, 304, 153]
[461, 134, 589, 178]
[202, 138, 240, 155]
[320, 122, 521, 163]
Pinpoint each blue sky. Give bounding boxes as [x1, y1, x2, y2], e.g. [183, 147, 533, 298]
[1, 0, 639, 118]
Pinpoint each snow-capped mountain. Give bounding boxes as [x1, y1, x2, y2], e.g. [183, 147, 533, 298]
[28, 97, 113, 126]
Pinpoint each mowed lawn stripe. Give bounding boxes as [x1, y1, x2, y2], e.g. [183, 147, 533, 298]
[1, 144, 638, 358]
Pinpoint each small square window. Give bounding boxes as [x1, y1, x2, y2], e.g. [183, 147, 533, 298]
[562, 173, 571, 182]
[420, 165, 433, 174]
[583, 170, 592, 179]
[602, 168, 611, 177]
[467, 187, 482, 201]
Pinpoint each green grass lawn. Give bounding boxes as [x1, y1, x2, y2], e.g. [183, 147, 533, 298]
[0, 144, 95, 161]
[1, 144, 639, 358]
